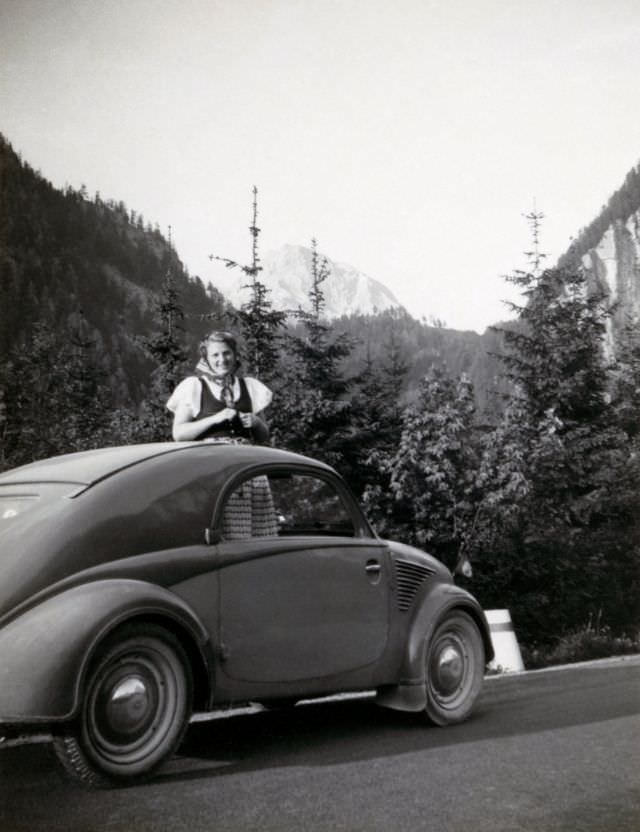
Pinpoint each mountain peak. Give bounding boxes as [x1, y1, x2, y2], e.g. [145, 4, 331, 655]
[214, 244, 403, 319]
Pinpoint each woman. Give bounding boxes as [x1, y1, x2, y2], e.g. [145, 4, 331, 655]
[167, 330, 272, 444]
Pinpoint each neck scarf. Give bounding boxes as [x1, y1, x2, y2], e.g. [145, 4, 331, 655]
[195, 359, 235, 405]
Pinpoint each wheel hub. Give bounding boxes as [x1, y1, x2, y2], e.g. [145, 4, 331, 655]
[106, 675, 153, 735]
[433, 642, 465, 696]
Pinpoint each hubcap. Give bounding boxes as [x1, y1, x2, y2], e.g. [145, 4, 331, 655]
[106, 675, 152, 735]
[434, 644, 465, 695]
[89, 658, 165, 754]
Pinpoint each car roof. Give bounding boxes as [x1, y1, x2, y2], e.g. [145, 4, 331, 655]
[0, 443, 332, 488]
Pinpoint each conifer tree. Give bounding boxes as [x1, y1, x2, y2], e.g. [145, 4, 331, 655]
[493, 211, 626, 533]
[136, 234, 190, 441]
[610, 320, 640, 443]
[270, 239, 354, 467]
[0, 321, 112, 468]
[351, 326, 409, 498]
[210, 187, 285, 381]
[470, 212, 640, 642]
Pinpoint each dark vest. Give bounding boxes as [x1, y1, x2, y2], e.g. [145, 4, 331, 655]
[195, 377, 253, 440]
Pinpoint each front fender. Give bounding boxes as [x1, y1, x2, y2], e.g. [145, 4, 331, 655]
[0, 579, 210, 724]
[377, 583, 493, 712]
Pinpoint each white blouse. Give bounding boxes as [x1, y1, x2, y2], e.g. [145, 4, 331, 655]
[166, 376, 272, 419]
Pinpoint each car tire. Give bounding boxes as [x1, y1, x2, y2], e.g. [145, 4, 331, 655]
[53, 623, 192, 788]
[424, 610, 485, 726]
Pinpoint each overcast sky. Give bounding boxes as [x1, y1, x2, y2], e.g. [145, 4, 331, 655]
[2, 0, 640, 332]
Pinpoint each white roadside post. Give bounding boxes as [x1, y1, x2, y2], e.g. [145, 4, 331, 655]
[485, 609, 524, 673]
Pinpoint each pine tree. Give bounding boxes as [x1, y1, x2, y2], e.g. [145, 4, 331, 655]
[270, 240, 355, 468]
[472, 214, 640, 643]
[137, 237, 190, 441]
[493, 211, 625, 533]
[210, 187, 285, 381]
[351, 327, 409, 498]
[611, 320, 640, 442]
[0, 321, 113, 469]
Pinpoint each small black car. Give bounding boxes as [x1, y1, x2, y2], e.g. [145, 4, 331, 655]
[0, 442, 492, 786]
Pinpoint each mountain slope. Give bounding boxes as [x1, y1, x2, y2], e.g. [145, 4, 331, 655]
[0, 134, 226, 406]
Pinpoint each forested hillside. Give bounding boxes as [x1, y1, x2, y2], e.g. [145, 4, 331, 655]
[334, 309, 508, 421]
[0, 134, 226, 407]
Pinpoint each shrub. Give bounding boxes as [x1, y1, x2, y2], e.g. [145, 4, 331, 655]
[521, 614, 640, 669]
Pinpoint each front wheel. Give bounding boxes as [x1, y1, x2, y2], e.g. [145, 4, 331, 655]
[424, 610, 485, 726]
[54, 623, 192, 788]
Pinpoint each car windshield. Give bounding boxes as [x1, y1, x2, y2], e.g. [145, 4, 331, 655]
[0, 483, 77, 523]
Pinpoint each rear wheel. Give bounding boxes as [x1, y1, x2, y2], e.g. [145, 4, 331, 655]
[54, 624, 192, 788]
[424, 611, 484, 726]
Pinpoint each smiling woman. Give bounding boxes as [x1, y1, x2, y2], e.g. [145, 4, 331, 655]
[166, 330, 272, 444]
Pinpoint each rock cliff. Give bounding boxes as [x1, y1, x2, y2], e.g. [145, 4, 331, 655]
[580, 211, 640, 352]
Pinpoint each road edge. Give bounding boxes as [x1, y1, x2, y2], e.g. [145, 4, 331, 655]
[484, 652, 640, 681]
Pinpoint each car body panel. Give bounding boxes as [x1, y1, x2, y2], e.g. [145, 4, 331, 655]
[218, 537, 390, 683]
[0, 579, 211, 721]
[0, 444, 335, 622]
[376, 580, 493, 712]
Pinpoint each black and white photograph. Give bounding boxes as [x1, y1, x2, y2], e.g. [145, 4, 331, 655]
[1, 1, 639, 830]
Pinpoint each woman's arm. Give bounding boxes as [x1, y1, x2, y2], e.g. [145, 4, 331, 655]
[238, 411, 270, 444]
[172, 403, 237, 441]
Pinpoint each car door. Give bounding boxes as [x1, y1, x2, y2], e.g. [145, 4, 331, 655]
[217, 469, 390, 683]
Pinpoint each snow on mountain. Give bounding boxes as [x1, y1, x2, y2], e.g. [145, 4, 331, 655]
[213, 244, 403, 319]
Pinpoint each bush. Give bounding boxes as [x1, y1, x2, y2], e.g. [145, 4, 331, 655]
[520, 615, 640, 669]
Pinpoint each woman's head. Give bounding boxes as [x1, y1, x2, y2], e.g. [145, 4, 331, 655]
[199, 330, 239, 376]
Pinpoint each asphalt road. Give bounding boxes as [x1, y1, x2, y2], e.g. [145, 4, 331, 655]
[1, 657, 638, 832]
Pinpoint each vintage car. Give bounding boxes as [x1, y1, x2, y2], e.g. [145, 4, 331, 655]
[0, 442, 493, 787]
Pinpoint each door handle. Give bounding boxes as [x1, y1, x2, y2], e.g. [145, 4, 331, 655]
[366, 562, 381, 573]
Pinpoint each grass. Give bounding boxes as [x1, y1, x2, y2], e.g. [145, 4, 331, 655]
[520, 615, 640, 670]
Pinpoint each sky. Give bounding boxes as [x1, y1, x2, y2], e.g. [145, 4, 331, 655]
[2, 0, 640, 332]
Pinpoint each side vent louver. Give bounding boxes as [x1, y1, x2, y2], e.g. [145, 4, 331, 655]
[394, 559, 435, 611]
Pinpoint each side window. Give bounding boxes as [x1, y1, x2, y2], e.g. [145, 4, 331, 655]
[269, 473, 355, 537]
[220, 472, 356, 540]
[221, 475, 279, 540]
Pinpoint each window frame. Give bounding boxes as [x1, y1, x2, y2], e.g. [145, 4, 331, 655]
[211, 463, 376, 542]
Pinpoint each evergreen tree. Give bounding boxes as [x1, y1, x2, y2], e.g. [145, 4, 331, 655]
[350, 327, 409, 499]
[270, 240, 355, 468]
[471, 214, 640, 643]
[610, 320, 640, 443]
[210, 187, 285, 381]
[0, 322, 113, 469]
[136, 242, 190, 441]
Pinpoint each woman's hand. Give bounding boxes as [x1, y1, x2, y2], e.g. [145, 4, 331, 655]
[215, 407, 237, 423]
[239, 412, 256, 429]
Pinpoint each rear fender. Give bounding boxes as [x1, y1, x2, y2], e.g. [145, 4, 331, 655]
[0, 579, 211, 724]
[377, 583, 493, 712]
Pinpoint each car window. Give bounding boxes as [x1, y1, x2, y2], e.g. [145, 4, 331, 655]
[220, 472, 356, 540]
[221, 475, 279, 540]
